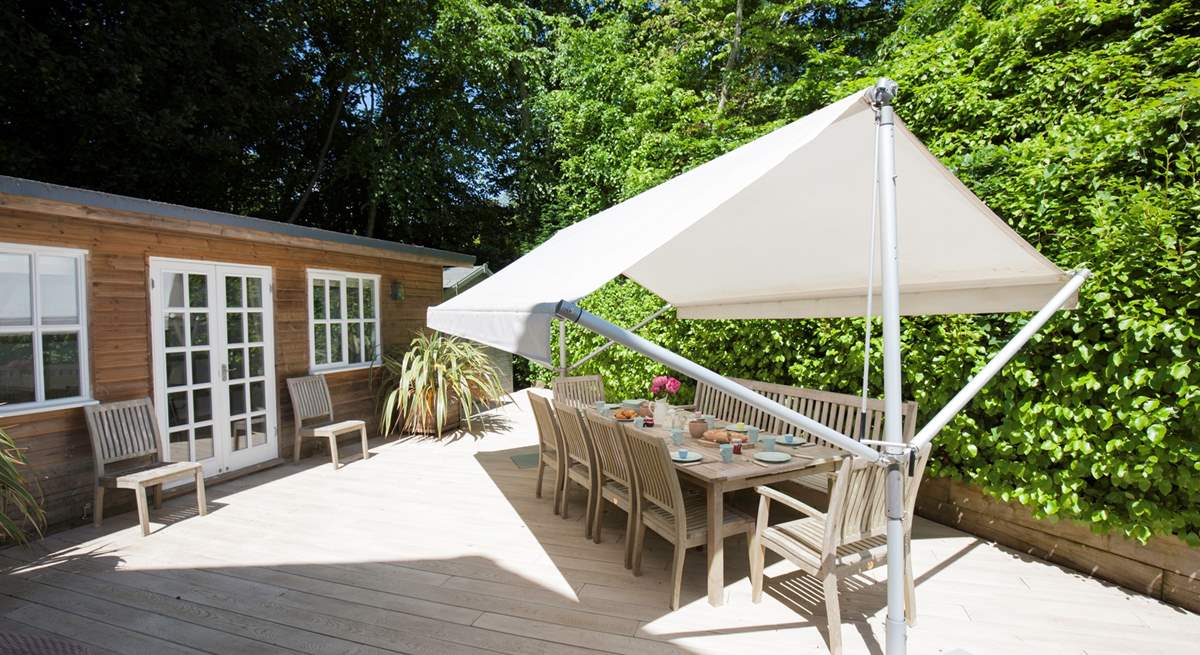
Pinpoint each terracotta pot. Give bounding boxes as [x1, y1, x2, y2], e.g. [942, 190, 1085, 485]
[688, 419, 708, 439]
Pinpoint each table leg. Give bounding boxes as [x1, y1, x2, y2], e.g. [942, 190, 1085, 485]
[706, 481, 725, 607]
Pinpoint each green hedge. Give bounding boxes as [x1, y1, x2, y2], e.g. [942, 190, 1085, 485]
[527, 1, 1200, 545]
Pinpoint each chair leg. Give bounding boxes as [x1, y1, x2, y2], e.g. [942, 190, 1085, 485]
[195, 469, 208, 516]
[750, 530, 764, 603]
[592, 497, 605, 544]
[328, 436, 340, 469]
[92, 486, 104, 528]
[135, 485, 151, 537]
[293, 431, 302, 463]
[152, 483, 163, 510]
[623, 502, 637, 570]
[904, 546, 916, 626]
[632, 520, 646, 576]
[822, 573, 843, 655]
[559, 478, 570, 519]
[359, 426, 369, 461]
[535, 460, 546, 499]
[669, 542, 687, 611]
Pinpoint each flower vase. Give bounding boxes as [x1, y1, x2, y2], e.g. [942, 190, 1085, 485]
[653, 399, 669, 425]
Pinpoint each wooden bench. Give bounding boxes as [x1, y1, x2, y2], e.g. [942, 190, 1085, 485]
[85, 398, 207, 536]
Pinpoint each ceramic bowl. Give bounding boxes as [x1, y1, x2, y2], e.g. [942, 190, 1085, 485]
[688, 419, 708, 439]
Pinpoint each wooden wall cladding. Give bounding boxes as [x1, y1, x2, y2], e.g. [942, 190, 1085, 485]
[917, 477, 1200, 613]
[0, 204, 449, 535]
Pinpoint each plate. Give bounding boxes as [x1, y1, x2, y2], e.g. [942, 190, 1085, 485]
[725, 424, 750, 433]
[615, 417, 636, 423]
[672, 451, 703, 463]
[754, 451, 792, 463]
[780, 436, 803, 446]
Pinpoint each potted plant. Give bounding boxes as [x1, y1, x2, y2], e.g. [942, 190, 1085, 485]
[378, 332, 507, 437]
[0, 425, 44, 544]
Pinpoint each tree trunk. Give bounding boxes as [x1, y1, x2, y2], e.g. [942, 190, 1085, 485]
[287, 85, 348, 224]
[717, 0, 744, 114]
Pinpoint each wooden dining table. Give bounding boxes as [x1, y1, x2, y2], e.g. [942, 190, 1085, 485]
[639, 417, 845, 607]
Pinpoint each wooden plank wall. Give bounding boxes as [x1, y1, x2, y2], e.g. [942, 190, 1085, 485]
[917, 477, 1200, 613]
[0, 204, 447, 535]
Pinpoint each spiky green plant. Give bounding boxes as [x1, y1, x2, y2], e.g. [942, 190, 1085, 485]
[378, 332, 507, 436]
[0, 425, 44, 544]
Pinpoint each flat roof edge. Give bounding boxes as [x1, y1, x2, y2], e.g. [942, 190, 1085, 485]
[0, 175, 475, 267]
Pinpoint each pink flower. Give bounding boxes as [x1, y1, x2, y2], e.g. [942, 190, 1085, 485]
[665, 377, 681, 394]
[650, 375, 681, 397]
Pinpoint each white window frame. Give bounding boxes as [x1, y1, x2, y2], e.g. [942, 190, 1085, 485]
[306, 269, 382, 374]
[0, 242, 92, 417]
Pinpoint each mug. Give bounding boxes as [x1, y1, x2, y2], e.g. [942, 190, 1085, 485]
[782, 433, 796, 445]
[719, 444, 733, 463]
[703, 414, 715, 429]
[747, 426, 760, 443]
[594, 400, 607, 413]
[677, 449, 689, 459]
[760, 436, 776, 452]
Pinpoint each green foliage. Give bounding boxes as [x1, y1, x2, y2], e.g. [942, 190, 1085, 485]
[0, 425, 44, 544]
[529, 0, 1200, 544]
[378, 332, 508, 437]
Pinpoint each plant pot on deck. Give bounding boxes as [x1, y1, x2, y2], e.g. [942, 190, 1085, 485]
[405, 400, 463, 436]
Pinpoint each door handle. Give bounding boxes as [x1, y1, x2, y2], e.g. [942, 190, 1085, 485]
[221, 364, 229, 381]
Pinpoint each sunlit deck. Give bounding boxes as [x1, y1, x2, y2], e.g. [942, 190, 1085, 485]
[3, 390, 1197, 655]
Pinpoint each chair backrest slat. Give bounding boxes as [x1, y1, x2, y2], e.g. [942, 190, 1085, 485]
[622, 424, 686, 530]
[553, 375, 605, 407]
[287, 375, 334, 423]
[528, 392, 562, 454]
[824, 444, 932, 549]
[583, 410, 634, 492]
[553, 400, 594, 469]
[85, 398, 164, 477]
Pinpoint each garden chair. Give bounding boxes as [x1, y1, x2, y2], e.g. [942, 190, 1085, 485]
[286, 375, 369, 469]
[528, 391, 565, 514]
[622, 423, 755, 610]
[749, 444, 931, 655]
[84, 398, 207, 537]
[552, 400, 599, 537]
[553, 374, 605, 407]
[582, 409, 639, 568]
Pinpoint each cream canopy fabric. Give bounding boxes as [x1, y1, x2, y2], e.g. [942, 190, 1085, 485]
[428, 88, 1073, 366]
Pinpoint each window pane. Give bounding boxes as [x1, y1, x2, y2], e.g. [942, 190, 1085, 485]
[169, 430, 190, 461]
[39, 256, 79, 325]
[166, 273, 186, 308]
[366, 322, 378, 361]
[231, 418, 248, 451]
[312, 280, 326, 319]
[225, 276, 243, 308]
[363, 282, 375, 319]
[194, 425, 214, 460]
[247, 312, 263, 342]
[41, 332, 80, 399]
[0, 333, 35, 404]
[193, 388, 212, 422]
[190, 314, 209, 346]
[229, 382, 246, 416]
[165, 313, 185, 347]
[330, 323, 343, 363]
[226, 312, 244, 345]
[167, 391, 189, 427]
[248, 346, 264, 377]
[0, 253, 32, 327]
[250, 415, 267, 447]
[188, 274, 208, 308]
[191, 351, 211, 384]
[250, 380, 265, 412]
[166, 352, 187, 387]
[329, 281, 342, 319]
[347, 278, 361, 318]
[228, 348, 245, 380]
[314, 324, 327, 365]
[246, 277, 263, 308]
[348, 322, 362, 364]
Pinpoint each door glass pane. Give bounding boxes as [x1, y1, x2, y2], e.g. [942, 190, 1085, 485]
[363, 282, 375, 319]
[330, 323, 342, 362]
[0, 333, 35, 404]
[42, 332, 80, 399]
[226, 276, 243, 308]
[166, 352, 187, 387]
[194, 425, 214, 460]
[247, 312, 263, 342]
[226, 312, 244, 344]
[166, 273, 186, 308]
[348, 322, 362, 364]
[250, 415, 267, 447]
[229, 383, 246, 415]
[193, 388, 212, 422]
[347, 278, 361, 318]
[314, 324, 327, 364]
[169, 430, 190, 461]
[188, 274, 208, 307]
[329, 281, 342, 319]
[248, 347, 264, 377]
[250, 381, 265, 412]
[228, 348, 245, 380]
[312, 280, 326, 319]
[246, 278, 262, 308]
[0, 254, 31, 327]
[165, 313, 185, 347]
[167, 391, 189, 426]
[38, 256, 78, 325]
[231, 418, 248, 451]
[191, 351, 211, 384]
[190, 314, 209, 346]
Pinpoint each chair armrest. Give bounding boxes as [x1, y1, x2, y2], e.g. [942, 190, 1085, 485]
[755, 485, 826, 519]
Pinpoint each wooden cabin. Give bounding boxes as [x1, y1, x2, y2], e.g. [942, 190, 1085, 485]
[0, 175, 473, 534]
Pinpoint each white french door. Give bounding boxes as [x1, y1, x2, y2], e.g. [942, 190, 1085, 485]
[149, 259, 277, 478]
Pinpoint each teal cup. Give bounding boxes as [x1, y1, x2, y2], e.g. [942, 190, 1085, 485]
[719, 444, 733, 463]
[782, 433, 797, 446]
[633, 417, 645, 428]
[760, 436, 776, 452]
[747, 426, 759, 443]
[703, 414, 715, 429]
[594, 400, 607, 413]
[677, 449, 689, 459]
[670, 428, 684, 446]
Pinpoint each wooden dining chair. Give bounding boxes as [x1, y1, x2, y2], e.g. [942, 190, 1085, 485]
[749, 445, 931, 655]
[528, 391, 566, 514]
[582, 409, 639, 568]
[553, 374, 605, 407]
[286, 375, 369, 469]
[622, 423, 755, 610]
[552, 400, 600, 537]
[84, 398, 207, 537]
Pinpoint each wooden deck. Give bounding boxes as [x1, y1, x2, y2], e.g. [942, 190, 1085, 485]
[3, 390, 1198, 654]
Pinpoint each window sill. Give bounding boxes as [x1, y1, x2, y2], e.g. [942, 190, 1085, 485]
[0, 398, 99, 418]
[309, 361, 383, 376]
